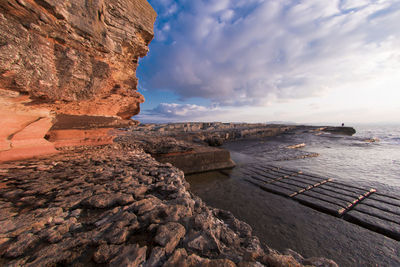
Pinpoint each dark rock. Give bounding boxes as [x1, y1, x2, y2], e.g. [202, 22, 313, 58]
[109, 244, 147, 267]
[162, 248, 188, 267]
[145, 246, 166, 267]
[81, 193, 134, 209]
[186, 233, 219, 253]
[203, 259, 237, 267]
[237, 262, 264, 267]
[4, 233, 39, 258]
[322, 126, 356, 136]
[128, 197, 162, 215]
[155, 145, 236, 175]
[154, 222, 186, 254]
[283, 249, 304, 263]
[205, 136, 224, 147]
[261, 253, 300, 267]
[93, 243, 121, 264]
[105, 225, 129, 244]
[303, 257, 339, 267]
[0, 143, 336, 267]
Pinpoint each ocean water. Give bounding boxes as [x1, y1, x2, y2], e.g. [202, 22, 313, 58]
[186, 125, 400, 266]
[229, 124, 400, 195]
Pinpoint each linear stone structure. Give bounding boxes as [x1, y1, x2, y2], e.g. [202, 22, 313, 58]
[241, 163, 400, 241]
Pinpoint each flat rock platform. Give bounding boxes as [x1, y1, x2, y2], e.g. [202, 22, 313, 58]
[241, 163, 400, 241]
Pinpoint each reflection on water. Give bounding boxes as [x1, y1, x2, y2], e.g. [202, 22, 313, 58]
[186, 126, 400, 267]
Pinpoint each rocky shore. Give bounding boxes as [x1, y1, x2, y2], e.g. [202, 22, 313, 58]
[0, 140, 338, 266]
[0, 1, 343, 265]
[121, 123, 354, 174]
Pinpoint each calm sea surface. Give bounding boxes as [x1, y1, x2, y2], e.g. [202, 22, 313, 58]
[186, 125, 400, 266]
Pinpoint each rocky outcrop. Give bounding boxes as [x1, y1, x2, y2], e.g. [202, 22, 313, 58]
[0, 0, 156, 161]
[133, 122, 297, 145]
[0, 143, 337, 266]
[117, 134, 236, 175]
[322, 127, 356, 136]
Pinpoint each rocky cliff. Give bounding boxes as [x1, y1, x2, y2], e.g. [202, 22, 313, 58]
[0, 0, 156, 162]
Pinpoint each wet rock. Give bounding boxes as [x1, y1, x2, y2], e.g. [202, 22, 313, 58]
[237, 262, 264, 267]
[155, 222, 186, 254]
[262, 253, 301, 267]
[283, 249, 304, 263]
[302, 257, 339, 267]
[286, 143, 306, 149]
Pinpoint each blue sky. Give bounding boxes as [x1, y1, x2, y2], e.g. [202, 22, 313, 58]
[136, 0, 400, 124]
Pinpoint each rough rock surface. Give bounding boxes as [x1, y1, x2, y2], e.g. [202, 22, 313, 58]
[131, 122, 298, 146]
[0, 0, 156, 161]
[0, 143, 337, 266]
[117, 134, 236, 174]
[122, 123, 355, 173]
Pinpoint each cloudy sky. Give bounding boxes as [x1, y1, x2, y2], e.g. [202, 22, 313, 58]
[136, 0, 400, 124]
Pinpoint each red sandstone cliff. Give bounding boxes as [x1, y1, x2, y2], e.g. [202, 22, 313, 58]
[0, 0, 156, 161]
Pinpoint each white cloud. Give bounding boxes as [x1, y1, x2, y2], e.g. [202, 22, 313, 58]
[340, 0, 370, 10]
[150, 103, 215, 116]
[137, 103, 223, 123]
[141, 0, 400, 122]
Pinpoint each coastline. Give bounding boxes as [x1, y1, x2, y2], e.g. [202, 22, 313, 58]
[0, 131, 338, 266]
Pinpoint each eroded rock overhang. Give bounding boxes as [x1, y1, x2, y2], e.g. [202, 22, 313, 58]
[0, 0, 157, 162]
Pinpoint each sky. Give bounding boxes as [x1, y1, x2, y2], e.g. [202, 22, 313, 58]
[136, 0, 400, 124]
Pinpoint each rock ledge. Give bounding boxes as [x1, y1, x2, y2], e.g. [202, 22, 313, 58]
[0, 142, 337, 267]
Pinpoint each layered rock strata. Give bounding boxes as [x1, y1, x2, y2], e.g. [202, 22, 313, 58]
[118, 135, 236, 175]
[0, 0, 156, 161]
[124, 123, 355, 174]
[0, 143, 337, 266]
[132, 123, 298, 145]
[124, 123, 297, 174]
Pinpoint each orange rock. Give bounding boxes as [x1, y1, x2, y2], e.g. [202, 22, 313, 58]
[0, 0, 156, 161]
[46, 128, 115, 148]
[0, 117, 58, 162]
[0, 90, 58, 162]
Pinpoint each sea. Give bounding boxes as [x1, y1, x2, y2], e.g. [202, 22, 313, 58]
[186, 124, 400, 266]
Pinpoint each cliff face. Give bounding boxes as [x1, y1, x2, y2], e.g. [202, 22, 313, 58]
[0, 0, 156, 161]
